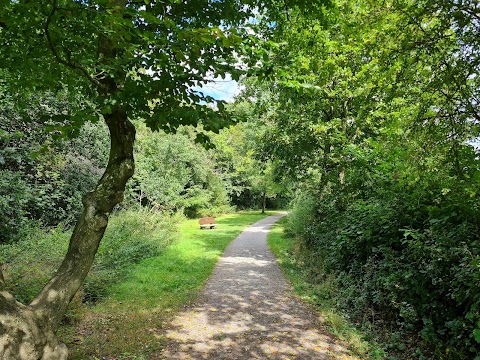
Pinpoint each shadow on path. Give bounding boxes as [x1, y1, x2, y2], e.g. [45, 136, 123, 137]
[160, 214, 356, 360]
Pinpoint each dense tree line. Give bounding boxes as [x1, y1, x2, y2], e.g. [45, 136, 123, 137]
[1, 107, 278, 244]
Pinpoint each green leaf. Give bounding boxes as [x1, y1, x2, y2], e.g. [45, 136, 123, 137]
[474, 324, 480, 344]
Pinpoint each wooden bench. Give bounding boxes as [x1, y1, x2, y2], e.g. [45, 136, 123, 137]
[199, 217, 217, 229]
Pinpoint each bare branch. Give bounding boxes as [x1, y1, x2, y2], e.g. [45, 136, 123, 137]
[458, 5, 480, 23]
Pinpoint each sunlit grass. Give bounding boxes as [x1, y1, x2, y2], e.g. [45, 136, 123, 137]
[267, 218, 386, 360]
[62, 211, 271, 359]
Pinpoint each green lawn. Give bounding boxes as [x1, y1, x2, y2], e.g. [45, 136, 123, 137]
[62, 211, 271, 359]
[267, 218, 386, 360]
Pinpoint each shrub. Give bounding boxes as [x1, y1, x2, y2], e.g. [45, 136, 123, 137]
[82, 210, 180, 302]
[0, 170, 33, 243]
[285, 187, 480, 359]
[0, 222, 69, 303]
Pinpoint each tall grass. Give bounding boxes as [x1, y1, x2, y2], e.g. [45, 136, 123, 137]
[83, 210, 180, 303]
[0, 210, 180, 305]
[0, 222, 70, 304]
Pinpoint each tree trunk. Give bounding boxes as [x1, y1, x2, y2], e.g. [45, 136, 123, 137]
[0, 266, 5, 290]
[262, 192, 267, 214]
[0, 110, 135, 360]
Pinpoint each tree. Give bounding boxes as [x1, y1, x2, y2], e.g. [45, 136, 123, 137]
[212, 109, 288, 212]
[126, 125, 230, 216]
[0, 1, 322, 358]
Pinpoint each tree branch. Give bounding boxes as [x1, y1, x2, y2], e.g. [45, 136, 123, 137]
[44, 0, 105, 91]
[458, 5, 480, 23]
[283, 0, 291, 22]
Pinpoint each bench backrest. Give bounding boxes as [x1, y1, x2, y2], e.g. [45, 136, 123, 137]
[199, 217, 215, 225]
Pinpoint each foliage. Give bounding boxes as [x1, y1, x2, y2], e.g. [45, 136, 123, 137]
[0, 95, 108, 242]
[212, 107, 292, 210]
[0, 0, 305, 139]
[125, 125, 230, 217]
[286, 177, 480, 358]
[268, 218, 386, 359]
[0, 170, 33, 243]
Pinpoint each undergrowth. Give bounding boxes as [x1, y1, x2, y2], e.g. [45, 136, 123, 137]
[284, 192, 480, 360]
[0, 221, 70, 304]
[0, 209, 180, 305]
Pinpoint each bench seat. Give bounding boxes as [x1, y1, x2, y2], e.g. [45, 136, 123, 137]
[199, 217, 217, 229]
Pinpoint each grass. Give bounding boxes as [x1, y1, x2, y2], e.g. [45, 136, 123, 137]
[0, 223, 70, 304]
[0, 210, 179, 305]
[267, 217, 386, 360]
[61, 210, 271, 359]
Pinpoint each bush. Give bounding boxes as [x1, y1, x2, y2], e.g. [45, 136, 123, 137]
[0, 222, 69, 303]
[82, 210, 180, 302]
[0, 170, 33, 243]
[0, 110, 107, 230]
[125, 126, 230, 217]
[286, 187, 480, 359]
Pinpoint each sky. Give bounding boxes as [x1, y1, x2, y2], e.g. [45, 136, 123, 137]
[194, 74, 243, 102]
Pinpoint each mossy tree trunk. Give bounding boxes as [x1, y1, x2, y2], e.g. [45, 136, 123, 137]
[0, 110, 135, 359]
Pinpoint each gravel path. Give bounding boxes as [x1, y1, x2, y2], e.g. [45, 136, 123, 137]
[161, 213, 356, 360]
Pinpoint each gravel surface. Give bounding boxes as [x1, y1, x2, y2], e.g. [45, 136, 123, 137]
[161, 213, 357, 359]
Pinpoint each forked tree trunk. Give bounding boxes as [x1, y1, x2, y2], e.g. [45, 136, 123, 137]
[0, 110, 135, 360]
